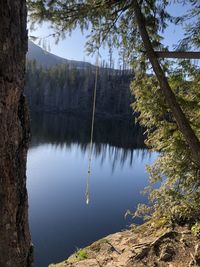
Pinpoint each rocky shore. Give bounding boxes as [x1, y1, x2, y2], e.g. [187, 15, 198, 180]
[49, 223, 200, 267]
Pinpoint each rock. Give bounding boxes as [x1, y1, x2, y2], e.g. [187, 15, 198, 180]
[159, 252, 173, 262]
[134, 246, 150, 260]
[73, 259, 99, 267]
[194, 244, 200, 265]
[159, 243, 175, 262]
[49, 225, 200, 267]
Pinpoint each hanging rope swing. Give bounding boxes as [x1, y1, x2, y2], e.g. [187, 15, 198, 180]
[85, 52, 99, 205]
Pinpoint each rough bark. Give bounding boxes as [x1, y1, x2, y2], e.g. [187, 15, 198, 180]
[0, 0, 33, 266]
[133, 0, 200, 169]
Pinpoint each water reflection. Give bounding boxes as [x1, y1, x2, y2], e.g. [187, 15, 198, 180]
[27, 113, 155, 267]
[30, 112, 148, 170]
[30, 112, 145, 148]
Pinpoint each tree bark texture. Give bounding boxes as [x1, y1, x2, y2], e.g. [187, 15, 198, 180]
[133, 0, 200, 169]
[0, 0, 33, 266]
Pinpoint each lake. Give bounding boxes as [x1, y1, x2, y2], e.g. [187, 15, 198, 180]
[27, 113, 157, 267]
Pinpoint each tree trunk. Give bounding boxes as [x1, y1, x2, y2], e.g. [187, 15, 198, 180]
[0, 1, 33, 266]
[133, 0, 200, 169]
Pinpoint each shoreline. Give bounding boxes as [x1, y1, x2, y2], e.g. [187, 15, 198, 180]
[49, 223, 200, 267]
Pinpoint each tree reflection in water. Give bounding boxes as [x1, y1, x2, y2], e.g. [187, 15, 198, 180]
[30, 112, 150, 172]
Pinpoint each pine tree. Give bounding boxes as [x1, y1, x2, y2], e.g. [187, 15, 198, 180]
[27, 0, 200, 224]
[0, 1, 32, 266]
[27, 0, 200, 168]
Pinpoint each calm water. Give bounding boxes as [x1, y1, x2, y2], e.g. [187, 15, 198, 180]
[27, 113, 157, 267]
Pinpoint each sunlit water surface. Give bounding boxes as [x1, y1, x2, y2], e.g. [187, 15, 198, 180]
[27, 113, 157, 267]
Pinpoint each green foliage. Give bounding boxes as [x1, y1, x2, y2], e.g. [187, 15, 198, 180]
[131, 62, 200, 226]
[66, 249, 88, 263]
[27, 0, 172, 61]
[27, 1, 200, 69]
[174, 0, 200, 50]
[27, 0, 200, 229]
[75, 249, 88, 261]
[191, 222, 200, 238]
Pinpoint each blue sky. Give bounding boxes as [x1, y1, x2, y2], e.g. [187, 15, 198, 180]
[28, 2, 192, 65]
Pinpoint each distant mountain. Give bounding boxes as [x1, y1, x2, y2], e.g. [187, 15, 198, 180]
[27, 40, 94, 69]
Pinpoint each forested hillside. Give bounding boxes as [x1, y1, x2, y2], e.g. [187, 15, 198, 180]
[27, 40, 94, 68]
[25, 60, 134, 118]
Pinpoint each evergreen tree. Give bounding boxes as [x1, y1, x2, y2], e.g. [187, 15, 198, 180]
[25, 59, 133, 116]
[27, 0, 200, 225]
[0, 1, 32, 266]
[27, 0, 200, 168]
[132, 61, 200, 226]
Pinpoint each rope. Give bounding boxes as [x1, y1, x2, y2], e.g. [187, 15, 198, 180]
[85, 53, 99, 205]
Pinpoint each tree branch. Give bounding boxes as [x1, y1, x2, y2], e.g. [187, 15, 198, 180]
[155, 51, 200, 59]
[132, 0, 200, 169]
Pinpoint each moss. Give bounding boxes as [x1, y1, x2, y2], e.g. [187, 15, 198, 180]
[66, 249, 88, 263]
[77, 249, 88, 260]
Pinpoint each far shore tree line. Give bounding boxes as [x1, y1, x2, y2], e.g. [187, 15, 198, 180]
[25, 59, 134, 118]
